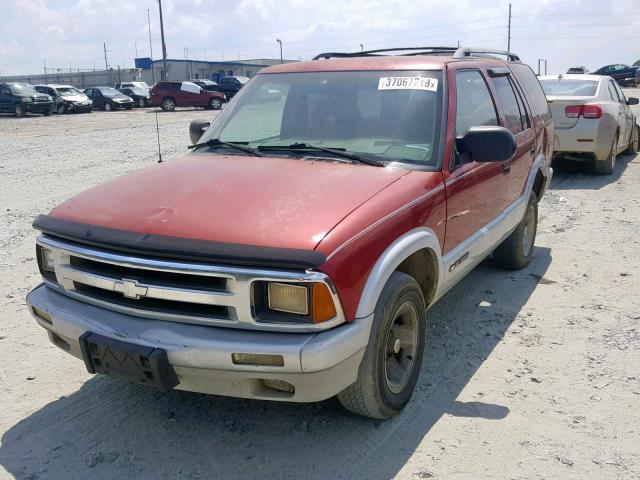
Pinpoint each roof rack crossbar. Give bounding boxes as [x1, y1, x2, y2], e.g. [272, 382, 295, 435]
[313, 46, 521, 62]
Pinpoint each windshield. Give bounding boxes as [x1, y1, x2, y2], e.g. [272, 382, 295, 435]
[540, 79, 598, 96]
[99, 87, 121, 96]
[202, 70, 443, 166]
[57, 87, 82, 95]
[9, 83, 37, 95]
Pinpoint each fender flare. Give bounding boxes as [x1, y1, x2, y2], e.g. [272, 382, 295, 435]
[354, 227, 443, 319]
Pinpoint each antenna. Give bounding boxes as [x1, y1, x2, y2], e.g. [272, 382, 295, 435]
[148, 8, 163, 163]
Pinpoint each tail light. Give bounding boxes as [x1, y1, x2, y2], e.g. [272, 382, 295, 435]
[565, 104, 602, 119]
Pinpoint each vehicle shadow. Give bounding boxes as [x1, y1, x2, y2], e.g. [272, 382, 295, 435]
[0, 248, 552, 480]
[550, 150, 637, 191]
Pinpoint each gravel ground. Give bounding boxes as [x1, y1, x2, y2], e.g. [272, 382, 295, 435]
[0, 93, 639, 480]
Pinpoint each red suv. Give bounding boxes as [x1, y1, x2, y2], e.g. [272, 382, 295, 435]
[28, 47, 553, 419]
[150, 81, 226, 111]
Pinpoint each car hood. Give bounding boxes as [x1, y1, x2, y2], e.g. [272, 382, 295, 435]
[48, 154, 410, 251]
[60, 94, 89, 102]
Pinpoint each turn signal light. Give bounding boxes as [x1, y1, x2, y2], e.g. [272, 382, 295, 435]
[312, 283, 337, 323]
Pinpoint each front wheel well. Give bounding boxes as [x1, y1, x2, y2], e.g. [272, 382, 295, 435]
[394, 248, 438, 306]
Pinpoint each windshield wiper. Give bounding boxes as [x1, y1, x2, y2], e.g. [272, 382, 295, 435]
[189, 138, 264, 157]
[257, 143, 384, 167]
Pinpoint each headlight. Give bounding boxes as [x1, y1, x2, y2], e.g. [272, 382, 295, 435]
[39, 246, 55, 272]
[21, 97, 33, 103]
[268, 283, 309, 315]
[260, 281, 337, 324]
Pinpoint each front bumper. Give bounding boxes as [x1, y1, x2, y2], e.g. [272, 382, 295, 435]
[26, 284, 371, 402]
[24, 102, 53, 113]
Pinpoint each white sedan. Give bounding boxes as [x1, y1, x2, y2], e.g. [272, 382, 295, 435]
[539, 74, 639, 174]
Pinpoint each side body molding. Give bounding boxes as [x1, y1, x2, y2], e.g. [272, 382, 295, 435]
[354, 227, 443, 319]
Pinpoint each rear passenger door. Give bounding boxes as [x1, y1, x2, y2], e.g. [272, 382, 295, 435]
[488, 68, 535, 202]
[611, 81, 633, 146]
[443, 68, 512, 253]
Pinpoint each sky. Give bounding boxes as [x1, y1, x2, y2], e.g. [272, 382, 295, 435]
[0, 0, 638, 77]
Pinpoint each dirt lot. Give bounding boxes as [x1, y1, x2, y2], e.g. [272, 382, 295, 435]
[1, 93, 639, 480]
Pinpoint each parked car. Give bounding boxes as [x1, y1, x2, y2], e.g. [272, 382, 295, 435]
[114, 81, 150, 92]
[212, 76, 249, 99]
[27, 46, 554, 419]
[118, 87, 149, 108]
[189, 79, 220, 91]
[539, 74, 638, 174]
[0, 82, 53, 117]
[591, 64, 640, 87]
[84, 87, 134, 111]
[566, 66, 587, 74]
[34, 84, 92, 114]
[150, 81, 225, 111]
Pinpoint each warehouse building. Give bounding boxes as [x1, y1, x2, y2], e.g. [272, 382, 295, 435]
[135, 58, 296, 84]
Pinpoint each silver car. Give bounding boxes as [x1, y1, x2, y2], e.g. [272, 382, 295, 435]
[539, 74, 639, 174]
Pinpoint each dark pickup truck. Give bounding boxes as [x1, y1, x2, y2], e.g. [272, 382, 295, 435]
[213, 76, 249, 99]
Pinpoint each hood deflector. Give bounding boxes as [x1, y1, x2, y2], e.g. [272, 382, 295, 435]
[33, 214, 326, 270]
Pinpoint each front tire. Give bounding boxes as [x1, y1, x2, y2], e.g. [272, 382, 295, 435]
[622, 125, 638, 155]
[56, 104, 66, 114]
[14, 104, 25, 117]
[104, 102, 112, 112]
[594, 134, 617, 175]
[493, 191, 538, 270]
[337, 272, 426, 419]
[137, 98, 146, 108]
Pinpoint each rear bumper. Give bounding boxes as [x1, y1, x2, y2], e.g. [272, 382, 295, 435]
[26, 284, 371, 402]
[553, 119, 616, 161]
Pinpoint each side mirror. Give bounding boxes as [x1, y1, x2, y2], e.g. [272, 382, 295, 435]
[627, 97, 639, 106]
[455, 126, 517, 163]
[189, 119, 210, 144]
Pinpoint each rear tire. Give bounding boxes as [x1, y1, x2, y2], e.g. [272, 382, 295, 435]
[137, 98, 146, 108]
[161, 97, 176, 111]
[594, 134, 617, 175]
[493, 192, 538, 270]
[208, 98, 222, 110]
[337, 272, 426, 419]
[622, 125, 638, 155]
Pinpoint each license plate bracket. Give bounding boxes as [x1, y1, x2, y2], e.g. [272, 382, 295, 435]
[79, 332, 178, 391]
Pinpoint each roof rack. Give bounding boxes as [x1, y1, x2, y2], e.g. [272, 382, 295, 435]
[313, 46, 520, 62]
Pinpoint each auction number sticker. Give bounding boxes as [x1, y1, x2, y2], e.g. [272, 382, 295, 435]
[378, 77, 438, 92]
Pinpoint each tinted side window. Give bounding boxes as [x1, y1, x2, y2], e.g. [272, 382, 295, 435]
[455, 70, 498, 137]
[491, 75, 525, 134]
[509, 63, 552, 124]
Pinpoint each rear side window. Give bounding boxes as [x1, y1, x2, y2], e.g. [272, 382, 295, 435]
[455, 70, 498, 137]
[607, 82, 620, 102]
[491, 75, 528, 134]
[509, 63, 552, 124]
[612, 82, 626, 103]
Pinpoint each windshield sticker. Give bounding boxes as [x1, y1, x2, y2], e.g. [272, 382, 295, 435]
[378, 77, 438, 92]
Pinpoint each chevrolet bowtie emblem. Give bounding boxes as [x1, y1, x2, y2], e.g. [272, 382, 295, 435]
[120, 278, 148, 299]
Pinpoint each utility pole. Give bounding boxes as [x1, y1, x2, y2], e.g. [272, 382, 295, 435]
[276, 38, 283, 64]
[147, 8, 155, 83]
[158, 0, 168, 80]
[103, 43, 108, 70]
[135, 40, 138, 58]
[507, 3, 512, 52]
[43, 59, 46, 78]
[360, 44, 364, 52]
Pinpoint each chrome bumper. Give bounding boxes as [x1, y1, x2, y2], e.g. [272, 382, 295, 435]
[26, 284, 372, 402]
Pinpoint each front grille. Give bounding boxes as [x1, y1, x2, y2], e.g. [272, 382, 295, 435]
[37, 235, 345, 331]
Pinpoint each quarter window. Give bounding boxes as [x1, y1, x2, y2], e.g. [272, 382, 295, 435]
[455, 70, 498, 137]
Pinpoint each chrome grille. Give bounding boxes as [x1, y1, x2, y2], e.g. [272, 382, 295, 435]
[37, 235, 345, 332]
